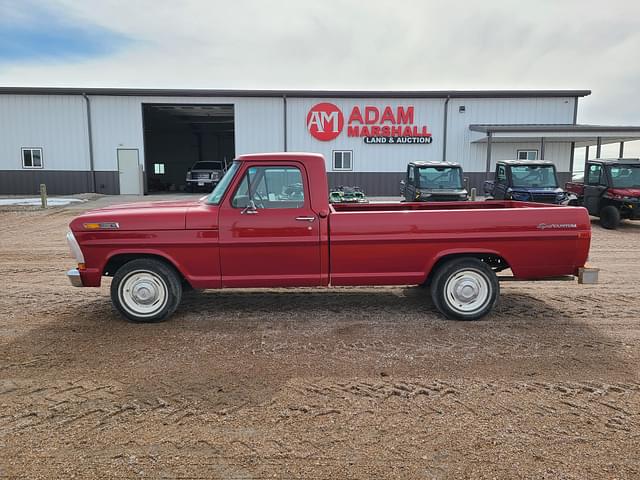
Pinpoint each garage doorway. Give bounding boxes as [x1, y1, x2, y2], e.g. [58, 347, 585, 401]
[142, 104, 235, 193]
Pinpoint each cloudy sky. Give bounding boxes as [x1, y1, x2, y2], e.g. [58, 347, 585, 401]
[1, 0, 639, 156]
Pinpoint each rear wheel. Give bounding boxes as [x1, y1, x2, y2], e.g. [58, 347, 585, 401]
[110, 258, 182, 323]
[599, 205, 621, 230]
[430, 258, 499, 321]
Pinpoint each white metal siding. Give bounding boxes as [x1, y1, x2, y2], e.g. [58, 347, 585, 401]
[286, 97, 445, 173]
[88, 95, 284, 171]
[0, 94, 89, 170]
[446, 97, 575, 172]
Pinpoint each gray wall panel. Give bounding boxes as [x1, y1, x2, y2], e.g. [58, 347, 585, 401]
[94, 171, 119, 195]
[0, 170, 118, 195]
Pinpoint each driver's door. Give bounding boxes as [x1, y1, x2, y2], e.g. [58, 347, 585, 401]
[584, 163, 607, 215]
[218, 163, 322, 287]
[493, 164, 508, 199]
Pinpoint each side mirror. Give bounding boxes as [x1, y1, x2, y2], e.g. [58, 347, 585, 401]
[241, 200, 258, 215]
[464, 177, 469, 189]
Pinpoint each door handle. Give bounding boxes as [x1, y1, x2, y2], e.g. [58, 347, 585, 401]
[295, 216, 316, 222]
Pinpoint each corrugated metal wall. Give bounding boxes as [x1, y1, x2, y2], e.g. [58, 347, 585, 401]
[286, 97, 445, 173]
[0, 94, 89, 171]
[446, 97, 575, 172]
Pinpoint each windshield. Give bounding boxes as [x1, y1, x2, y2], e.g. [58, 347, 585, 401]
[207, 161, 239, 204]
[193, 161, 223, 171]
[416, 167, 462, 189]
[609, 165, 640, 188]
[510, 165, 558, 188]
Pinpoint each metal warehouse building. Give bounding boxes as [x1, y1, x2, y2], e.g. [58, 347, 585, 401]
[2, 87, 640, 196]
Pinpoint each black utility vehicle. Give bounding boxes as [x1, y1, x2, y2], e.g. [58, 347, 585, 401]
[484, 160, 570, 204]
[565, 158, 640, 229]
[400, 161, 468, 202]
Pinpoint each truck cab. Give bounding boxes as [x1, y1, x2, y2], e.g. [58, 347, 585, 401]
[565, 158, 640, 229]
[484, 160, 569, 204]
[186, 160, 226, 192]
[400, 161, 468, 202]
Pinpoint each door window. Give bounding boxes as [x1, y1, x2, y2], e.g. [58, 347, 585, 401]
[587, 164, 603, 185]
[232, 166, 305, 209]
[408, 166, 415, 184]
[496, 165, 507, 184]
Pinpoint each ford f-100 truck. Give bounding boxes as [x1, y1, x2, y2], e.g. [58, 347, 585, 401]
[66, 152, 597, 323]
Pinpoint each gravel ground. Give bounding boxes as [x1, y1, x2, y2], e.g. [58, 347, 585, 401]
[0, 198, 639, 479]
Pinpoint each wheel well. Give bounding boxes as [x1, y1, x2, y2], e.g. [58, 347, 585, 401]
[426, 253, 510, 283]
[103, 253, 189, 285]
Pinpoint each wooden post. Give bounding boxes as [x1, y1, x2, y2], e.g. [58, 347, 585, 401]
[39, 184, 47, 209]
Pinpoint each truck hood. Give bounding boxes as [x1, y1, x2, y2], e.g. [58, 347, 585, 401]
[70, 199, 203, 231]
[510, 187, 564, 195]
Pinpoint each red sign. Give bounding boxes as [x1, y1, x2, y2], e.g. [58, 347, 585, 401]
[307, 103, 432, 144]
[306, 102, 344, 141]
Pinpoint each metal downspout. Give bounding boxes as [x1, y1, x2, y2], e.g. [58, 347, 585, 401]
[442, 96, 450, 162]
[283, 94, 288, 152]
[82, 93, 96, 193]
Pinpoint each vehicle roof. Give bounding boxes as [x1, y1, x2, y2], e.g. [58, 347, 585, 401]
[236, 152, 324, 163]
[409, 161, 461, 167]
[496, 160, 556, 166]
[587, 158, 640, 165]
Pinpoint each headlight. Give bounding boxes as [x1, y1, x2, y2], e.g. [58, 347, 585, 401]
[66, 231, 85, 264]
[511, 192, 530, 201]
[459, 193, 468, 199]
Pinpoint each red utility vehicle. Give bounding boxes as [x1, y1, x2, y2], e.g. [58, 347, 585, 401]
[565, 158, 640, 229]
[66, 153, 597, 323]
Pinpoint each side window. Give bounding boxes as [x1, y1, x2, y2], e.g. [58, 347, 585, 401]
[232, 166, 305, 209]
[587, 164, 602, 185]
[517, 150, 538, 161]
[408, 166, 414, 184]
[22, 147, 43, 168]
[333, 151, 352, 171]
[496, 165, 507, 184]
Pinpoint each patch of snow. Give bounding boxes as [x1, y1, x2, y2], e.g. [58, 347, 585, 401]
[0, 197, 86, 206]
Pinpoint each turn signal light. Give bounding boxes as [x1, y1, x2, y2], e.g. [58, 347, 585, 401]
[78, 263, 86, 270]
[83, 222, 119, 230]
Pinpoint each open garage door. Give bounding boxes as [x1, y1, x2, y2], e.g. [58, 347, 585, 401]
[142, 104, 235, 193]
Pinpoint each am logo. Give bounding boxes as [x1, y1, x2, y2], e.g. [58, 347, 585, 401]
[306, 102, 344, 141]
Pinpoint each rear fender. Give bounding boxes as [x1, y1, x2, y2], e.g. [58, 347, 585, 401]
[424, 249, 511, 283]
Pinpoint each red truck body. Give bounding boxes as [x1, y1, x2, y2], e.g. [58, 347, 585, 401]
[67, 153, 594, 322]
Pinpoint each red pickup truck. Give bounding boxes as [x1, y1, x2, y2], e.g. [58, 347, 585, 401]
[66, 153, 596, 323]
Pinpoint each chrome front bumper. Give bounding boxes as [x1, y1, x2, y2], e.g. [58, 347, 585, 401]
[66, 268, 83, 287]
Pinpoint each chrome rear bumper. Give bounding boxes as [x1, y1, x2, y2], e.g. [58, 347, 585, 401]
[66, 268, 83, 287]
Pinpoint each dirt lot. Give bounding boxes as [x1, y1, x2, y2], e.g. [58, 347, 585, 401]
[0, 198, 639, 479]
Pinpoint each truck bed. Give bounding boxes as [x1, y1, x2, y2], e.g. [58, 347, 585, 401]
[328, 201, 591, 286]
[330, 200, 563, 212]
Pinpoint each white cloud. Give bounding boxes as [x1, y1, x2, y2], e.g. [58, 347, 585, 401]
[1, 0, 639, 156]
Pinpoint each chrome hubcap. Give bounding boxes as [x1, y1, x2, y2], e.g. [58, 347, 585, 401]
[444, 270, 490, 314]
[119, 270, 168, 318]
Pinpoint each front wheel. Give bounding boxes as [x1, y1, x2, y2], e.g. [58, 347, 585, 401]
[599, 205, 621, 230]
[110, 258, 182, 323]
[430, 258, 499, 321]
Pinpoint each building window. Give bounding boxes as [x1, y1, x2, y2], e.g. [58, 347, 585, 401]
[22, 148, 43, 169]
[333, 150, 352, 171]
[154, 163, 166, 175]
[517, 150, 538, 161]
